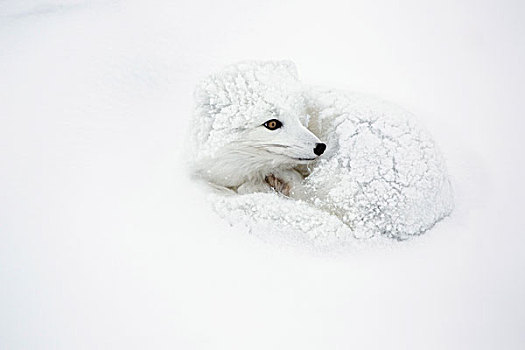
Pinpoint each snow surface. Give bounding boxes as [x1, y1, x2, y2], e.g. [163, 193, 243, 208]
[193, 60, 453, 242]
[1, 0, 525, 349]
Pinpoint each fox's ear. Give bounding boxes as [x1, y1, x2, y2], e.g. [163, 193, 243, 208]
[267, 60, 299, 80]
[252, 60, 298, 81]
[241, 60, 299, 86]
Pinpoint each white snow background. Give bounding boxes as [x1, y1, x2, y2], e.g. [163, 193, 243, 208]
[1, 0, 524, 349]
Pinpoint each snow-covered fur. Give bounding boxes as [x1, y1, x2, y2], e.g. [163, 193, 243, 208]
[302, 90, 453, 239]
[191, 61, 453, 243]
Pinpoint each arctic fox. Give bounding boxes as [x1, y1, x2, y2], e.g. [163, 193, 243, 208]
[192, 61, 324, 196]
[192, 60, 453, 239]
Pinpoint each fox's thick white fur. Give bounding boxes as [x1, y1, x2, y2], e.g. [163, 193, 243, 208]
[191, 61, 453, 241]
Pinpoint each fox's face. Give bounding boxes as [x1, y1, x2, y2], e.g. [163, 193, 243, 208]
[235, 109, 326, 166]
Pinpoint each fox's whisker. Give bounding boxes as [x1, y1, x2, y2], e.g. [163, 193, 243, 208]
[252, 144, 291, 149]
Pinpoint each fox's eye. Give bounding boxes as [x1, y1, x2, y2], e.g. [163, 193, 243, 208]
[263, 119, 282, 130]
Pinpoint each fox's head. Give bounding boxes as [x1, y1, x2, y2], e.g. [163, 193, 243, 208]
[192, 60, 325, 187]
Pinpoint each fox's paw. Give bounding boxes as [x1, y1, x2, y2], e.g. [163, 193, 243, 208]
[265, 174, 291, 196]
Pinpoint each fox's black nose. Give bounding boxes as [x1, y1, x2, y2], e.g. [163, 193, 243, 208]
[313, 143, 326, 156]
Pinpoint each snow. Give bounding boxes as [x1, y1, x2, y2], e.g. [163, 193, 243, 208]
[1, 0, 525, 349]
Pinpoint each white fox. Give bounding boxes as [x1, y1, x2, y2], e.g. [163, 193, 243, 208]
[191, 61, 453, 241]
